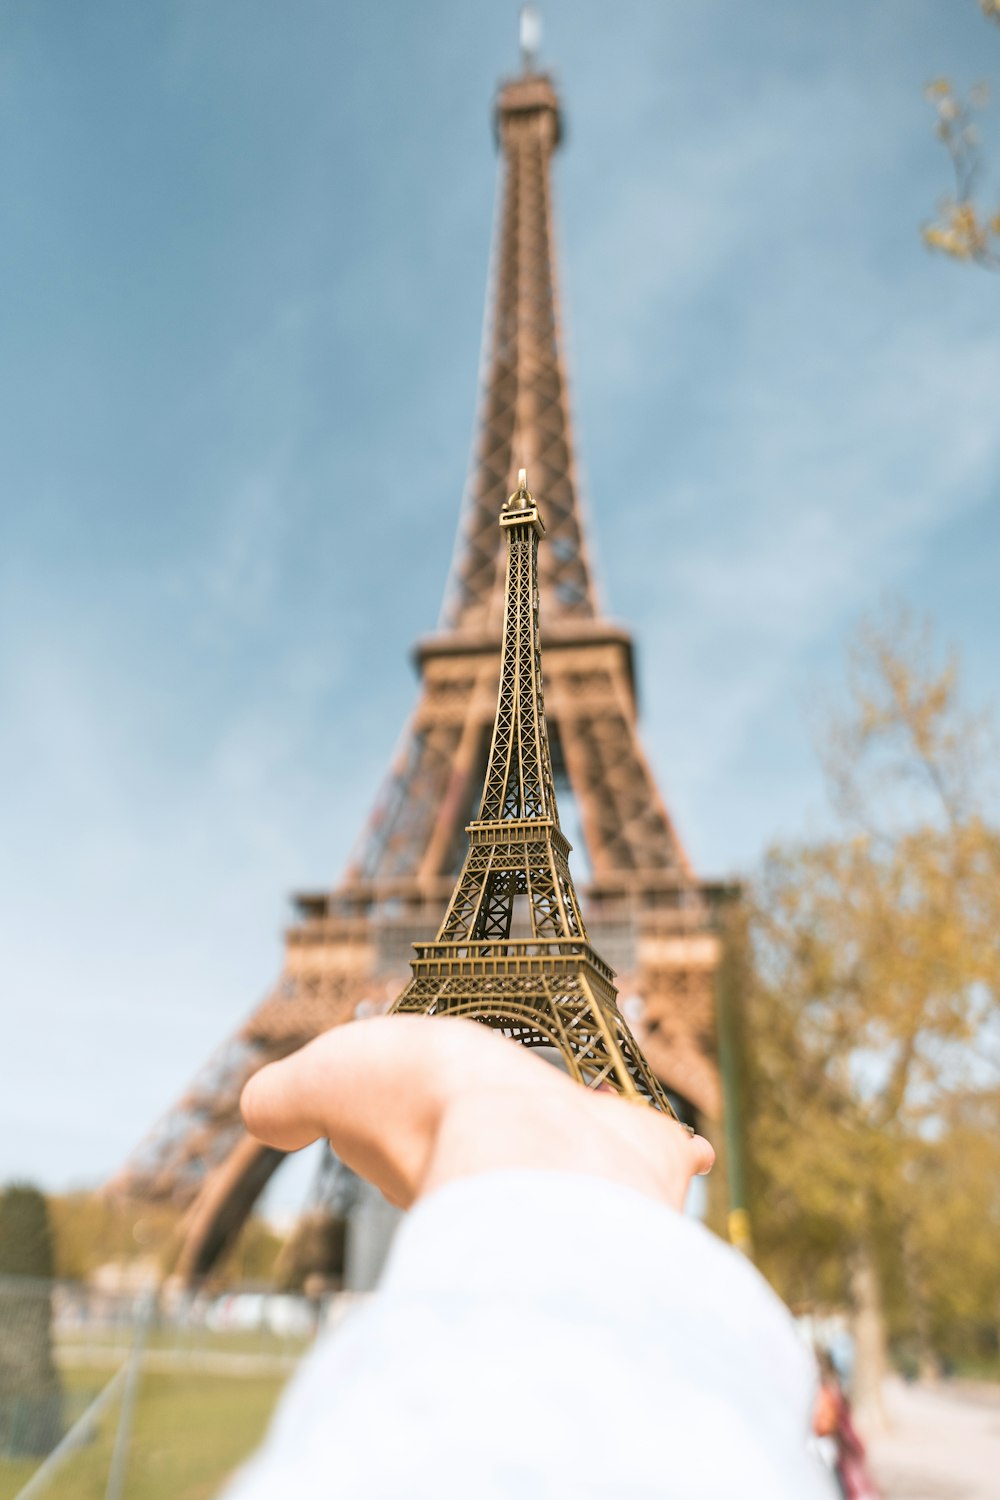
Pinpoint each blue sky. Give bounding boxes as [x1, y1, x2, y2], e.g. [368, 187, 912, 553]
[2, 1, 997, 1196]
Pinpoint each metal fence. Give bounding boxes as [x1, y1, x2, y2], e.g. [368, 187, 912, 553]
[0, 1275, 346, 1500]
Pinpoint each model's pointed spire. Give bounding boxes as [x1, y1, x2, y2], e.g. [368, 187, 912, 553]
[442, 43, 596, 633]
[479, 466, 557, 829]
[505, 465, 531, 507]
[392, 478, 681, 1116]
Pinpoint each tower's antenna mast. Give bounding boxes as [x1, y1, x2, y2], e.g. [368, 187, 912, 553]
[520, 5, 541, 74]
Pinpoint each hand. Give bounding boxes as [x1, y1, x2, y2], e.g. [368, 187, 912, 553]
[241, 1015, 714, 1211]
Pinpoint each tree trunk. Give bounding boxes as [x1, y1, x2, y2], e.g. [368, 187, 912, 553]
[849, 1239, 889, 1434]
[901, 1222, 938, 1382]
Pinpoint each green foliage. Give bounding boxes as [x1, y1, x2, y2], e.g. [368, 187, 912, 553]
[0, 1186, 63, 1456]
[0, 1186, 55, 1280]
[47, 1194, 181, 1282]
[905, 1091, 1000, 1363]
[744, 609, 1000, 1370]
[227, 1216, 286, 1286]
[46, 1192, 287, 1289]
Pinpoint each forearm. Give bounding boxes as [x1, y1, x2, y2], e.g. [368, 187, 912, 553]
[226, 1171, 833, 1499]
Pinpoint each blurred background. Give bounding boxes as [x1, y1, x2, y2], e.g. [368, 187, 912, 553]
[1, 2, 998, 1497]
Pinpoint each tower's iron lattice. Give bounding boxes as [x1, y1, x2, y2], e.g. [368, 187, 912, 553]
[391, 469, 680, 1116]
[111, 61, 723, 1279]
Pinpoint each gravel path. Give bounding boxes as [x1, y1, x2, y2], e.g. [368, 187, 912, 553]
[869, 1378, 1000, 1500]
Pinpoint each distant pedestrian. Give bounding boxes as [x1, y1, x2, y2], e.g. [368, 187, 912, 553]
[814, 1349, 881, 1499]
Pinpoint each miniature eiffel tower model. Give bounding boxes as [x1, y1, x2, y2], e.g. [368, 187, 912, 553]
[390, 470, 678, 1115]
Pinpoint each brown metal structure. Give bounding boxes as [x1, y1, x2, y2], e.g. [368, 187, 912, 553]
[391, 469, 682, 1118]
[111, 59, 722, 1279]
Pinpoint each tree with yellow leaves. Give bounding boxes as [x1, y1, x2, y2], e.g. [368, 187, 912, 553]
[744, 611, 1000, 1424]
[924, 5, 1000, 267]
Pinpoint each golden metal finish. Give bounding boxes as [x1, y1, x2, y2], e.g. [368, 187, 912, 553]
[391, 474, 679, 1116]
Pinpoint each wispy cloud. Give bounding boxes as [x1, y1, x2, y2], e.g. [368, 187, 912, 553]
[3, 0, 997, 1196]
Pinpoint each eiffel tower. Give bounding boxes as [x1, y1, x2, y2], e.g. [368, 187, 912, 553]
[112, 44, 723, 1279]
[391, 467, 679, 1115]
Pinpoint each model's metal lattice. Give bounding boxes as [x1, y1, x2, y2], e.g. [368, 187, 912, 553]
[392, 471, 677, 1113]
[110, 56, 721, 1280]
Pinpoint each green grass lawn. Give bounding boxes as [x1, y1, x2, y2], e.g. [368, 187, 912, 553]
[58, 1327, 313, 1358]
[0, 1365, 288, 1500]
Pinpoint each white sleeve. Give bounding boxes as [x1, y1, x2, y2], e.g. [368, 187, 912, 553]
[224, 1170, 835, 1499]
